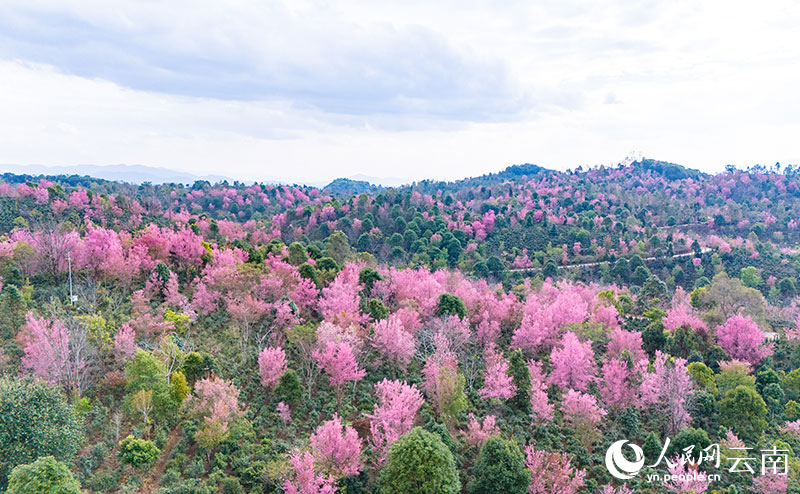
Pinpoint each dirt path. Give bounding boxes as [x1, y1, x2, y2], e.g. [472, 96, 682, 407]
[143, 427, 182, 493]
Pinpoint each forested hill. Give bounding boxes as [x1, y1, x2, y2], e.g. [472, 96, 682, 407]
[1, 160, 800, 494]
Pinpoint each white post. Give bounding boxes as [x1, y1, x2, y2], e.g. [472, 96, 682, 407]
[68, 252, 75, 303]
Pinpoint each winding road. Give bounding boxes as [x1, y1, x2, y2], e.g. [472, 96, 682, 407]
[505, 247, 712, 274]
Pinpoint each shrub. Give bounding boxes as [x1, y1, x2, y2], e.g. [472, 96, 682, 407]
[119, 435, 161, 469]
[436, 294, 466, 319]
[6, 456, 81, 494]
[378, 427, 460, 494]
[467, 436, 530, 494]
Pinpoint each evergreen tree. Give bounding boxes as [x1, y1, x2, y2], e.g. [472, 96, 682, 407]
[6, 456, 80, 494]
[0, 379, 81, 490]
[378, 427, 460, 494]
[468, 436, 530, 494]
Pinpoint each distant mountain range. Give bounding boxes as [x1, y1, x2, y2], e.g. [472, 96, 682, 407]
[0, 164, 231, 185]
[0, 163, 411, 188]
[0, 159, 704, 190]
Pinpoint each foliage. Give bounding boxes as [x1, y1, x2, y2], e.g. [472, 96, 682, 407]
[436, 294, 467, 319]
[524, 447, 585, 494]
[467, 436, 530, 494]
[6, 456, 81, 494]
[119, 435, 161, 469]
[309, 413, 362, 478]
[719, 385, 768, 443]
[2, 164, 800, 493]
[0, 378, 81, 490]
[377, 427, 460, 494]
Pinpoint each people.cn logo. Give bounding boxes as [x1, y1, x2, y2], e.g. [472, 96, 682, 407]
[605, 440, 646, 480]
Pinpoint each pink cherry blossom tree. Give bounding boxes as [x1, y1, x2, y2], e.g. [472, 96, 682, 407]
[113, 323, 137, 362]
[370, 314, 415, 371]
[422, 333, 463, 421]
[258, 346, 288, 388]
[19, 312, 90, 393]
[365, 379, 424, 464]
[716, 314, 773, 365]
[528, 360, 554, 423]
[548, 331, 597, 391]
[313, 340, 366, 393]
[20, 312, 71, 384]
[599, 358, 637, 409]
[751, 471, 789, 494]
[187, 376, 243, 452]
[463, 414, 499, 447]
[284, 451, 336, 494]
[525, 447, 586, 494]
[319, 264, 367, 327]
[640, 351, 693, 435]
[277, 402, 292, 424]
[309, 414, 362, 478]
[663, 303, 708, 333]
[512, 314, 553, 354]
[606, 328, 648, 363]
[478, 343, 516, 400]
[665, 460, 709, 493]
[561, 389, 607, 450]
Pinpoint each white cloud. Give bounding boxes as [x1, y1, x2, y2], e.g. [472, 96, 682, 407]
[0, 0, 799, 182]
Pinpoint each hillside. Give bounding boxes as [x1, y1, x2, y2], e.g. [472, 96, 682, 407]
[1, 161, 800, 493]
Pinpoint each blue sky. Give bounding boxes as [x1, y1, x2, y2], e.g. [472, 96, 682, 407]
[1, 0, 799, 183]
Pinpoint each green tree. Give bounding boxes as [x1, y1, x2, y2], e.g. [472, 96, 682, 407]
[631, 265, 651, 286]
[467, 436, 530, 494]
[486, 256, 505, 280]
[326, 230, 351, 264]
[739, 266, 762, 289]
[642, 431, 662, 460]
[778, 277, 797, 297]
[719, 385, 768, 443]
[642, 320, 667, 357]
[612, 258, 630, 282]
[0, 284, 27, 339]
[669, 427, 711, 462]
[287, 242, 307, 266]
[378, 427, 460, 494]
[119, 435, 161, 469]
[783, 369, 800, 402]
[687, 362, 717, 395]
[436, 294, 467, 319]
[298, 263, 320, 287]
[666, 326, 700, 359]
[542, 260, 558, 279]
[508, 349, 531, 413]
[716, 363, 756, 397]
[0, 379, 81, 490]
[125, 350, 174, 421]
[170, 371, 190, 405]
[274, 369, 304, 404]
[756, 369, 781, 395]
[445, 239, 462, 267]
[367, 298, 389, 320]
[359, 267, 383, 296]
[156, 479, 214, 494]
[6, 456, 80, 494]
[181, 351, 215, 385]
[220, 477, 243, 494]
[761, 383, 785, 421]
[472, 261, 489, 279]
[642, 274, 667, 299]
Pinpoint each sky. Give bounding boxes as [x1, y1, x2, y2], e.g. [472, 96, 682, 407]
[1, 0, 799, 184]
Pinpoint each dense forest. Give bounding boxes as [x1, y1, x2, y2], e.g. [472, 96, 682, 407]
[1, 159, 800, 493]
